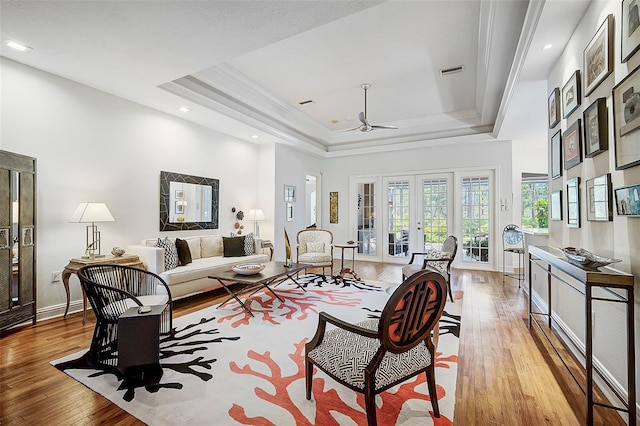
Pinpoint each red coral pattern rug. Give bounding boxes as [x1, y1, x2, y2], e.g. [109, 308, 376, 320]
[53, 275, 462, 425]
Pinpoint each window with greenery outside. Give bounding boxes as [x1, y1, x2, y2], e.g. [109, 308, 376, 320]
[522, 174, 548, 228]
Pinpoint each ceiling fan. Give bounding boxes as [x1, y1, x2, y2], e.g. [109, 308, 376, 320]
[343, 83, 398, 132]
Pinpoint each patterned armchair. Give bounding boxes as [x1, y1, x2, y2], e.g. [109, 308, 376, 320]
[296, 229, 333, 279]
[305, 270, 448, 425]
[402, 235, 458, 302]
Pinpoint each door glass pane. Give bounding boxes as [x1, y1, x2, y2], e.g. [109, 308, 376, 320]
[422, 178, 448, 250]
[387, 180, 409, 258]
[462, 176, 490, 263]
[356, 182, 376, 255]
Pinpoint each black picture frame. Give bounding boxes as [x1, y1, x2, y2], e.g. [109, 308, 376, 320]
[564, 119, 582, 170]
[551, 130, 562, 179]
[567, 177, 580, 228]
[550, 190, 563, 221]
[159, 171, 219, 231]
[615, 183, 640, 216]
[612, 62, 640, 169]
[586, 173, 613, 221]
[622, 0, 640, 62]
[584, 14, 614, 96]
[562, 70, 581, 118]
[548, 87, 561, 128]
[583, 97, 608, 158]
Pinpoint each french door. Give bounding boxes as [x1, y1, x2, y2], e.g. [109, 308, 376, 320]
[382, 174, 452, 264]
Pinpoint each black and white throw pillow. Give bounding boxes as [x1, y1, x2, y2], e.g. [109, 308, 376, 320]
[244, 233, 255, 255]
[155, 237, 178, 270]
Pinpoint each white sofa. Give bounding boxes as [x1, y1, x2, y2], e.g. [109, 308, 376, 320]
[127, 235, 269, 299]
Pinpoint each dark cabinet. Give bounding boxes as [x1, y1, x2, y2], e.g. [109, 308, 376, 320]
[0, 150, 37, 331]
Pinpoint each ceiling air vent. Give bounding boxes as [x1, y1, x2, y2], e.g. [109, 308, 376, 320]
[440, 65, 464, 76]
[299, 100, 314, 105]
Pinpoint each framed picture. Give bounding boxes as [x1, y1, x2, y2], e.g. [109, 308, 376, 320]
[329, 191, 338, 224]
[175, 201, 184, 214]
[0, 228, 8, 249]
[564, 119, 582, 170]
[583, 98, 608, 157]
[286, 202, 294, 221]
[548, 87, 561, 128]
[567, 177, 580, 228]
[550, 190, 563, 221]
[615, 183, 640, 216]
[551, 130, 562, 179]
[583, 14, 614, 96]
[284, 185, 296, 202]
[174, 190, 184, 199]
[562, 70, 581, 118]
[586, 174, 613, 221]
[622, 0, 640, 62]
[22, 226, 34, 246]
[612, 63, 640, 169]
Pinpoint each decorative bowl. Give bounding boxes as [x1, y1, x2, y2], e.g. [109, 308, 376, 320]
[561, 247, 621, 269]
[232, 263, 265, 275]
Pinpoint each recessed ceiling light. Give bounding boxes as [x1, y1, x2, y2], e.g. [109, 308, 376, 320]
[543, 44, 553, 50]
[178, 106, 190, 112]
[330, 119, 338, 124]
[5, 40, 32, 52]
[250, 135, 259, 139]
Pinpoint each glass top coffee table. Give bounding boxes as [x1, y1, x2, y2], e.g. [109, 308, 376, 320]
[208, 261, 310, 317]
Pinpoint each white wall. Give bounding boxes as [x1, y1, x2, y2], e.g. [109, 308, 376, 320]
[545, 0, 640, 413]
[1, 57, 262, 317]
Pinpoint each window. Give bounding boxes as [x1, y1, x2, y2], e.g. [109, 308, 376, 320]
[521, 173, 548, 228]
[387, 180, 410, 257]
[356, 182, 376, 255]
[421, 178, 448, 250]
[462, 176, 490, 263]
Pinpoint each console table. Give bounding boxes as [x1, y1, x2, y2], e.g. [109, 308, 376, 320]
[62, 254, 144, 324]
[528, 246, 635, 425]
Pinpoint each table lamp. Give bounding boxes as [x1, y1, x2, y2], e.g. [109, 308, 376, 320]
[69, 202, 115, 259]
[246, 209, 265, 238]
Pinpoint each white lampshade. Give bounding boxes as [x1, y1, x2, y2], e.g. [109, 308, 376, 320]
[246, 209, 265, 221]
[69, 202, 115, 223]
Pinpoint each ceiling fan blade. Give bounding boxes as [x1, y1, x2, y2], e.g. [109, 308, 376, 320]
[371, 124, 398, 130]
[339, 125, 364, 132]
[358, 111, 368, 125]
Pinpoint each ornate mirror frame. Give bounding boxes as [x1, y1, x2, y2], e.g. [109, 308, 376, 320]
[159, 171, 219, 231]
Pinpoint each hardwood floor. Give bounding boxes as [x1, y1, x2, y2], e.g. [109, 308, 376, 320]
[0, 262, 626, 425]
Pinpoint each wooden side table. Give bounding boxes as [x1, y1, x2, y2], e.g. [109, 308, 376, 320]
[62, 254, 145, 324]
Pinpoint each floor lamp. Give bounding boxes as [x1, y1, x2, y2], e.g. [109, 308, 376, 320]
[246, 209, 265, 238]
[69, 202, 115, 259]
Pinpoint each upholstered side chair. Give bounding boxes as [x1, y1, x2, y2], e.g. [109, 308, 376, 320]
[305, 270, 448, 426]
[296, 228, 334, 279]
[402, 235, 458, 303]
[78, 264, 173, 369]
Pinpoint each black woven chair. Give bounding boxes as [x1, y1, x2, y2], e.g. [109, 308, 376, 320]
[77, 264, 173, 369]
[305, 270, 447, 426]
[401, 235, 458, 302]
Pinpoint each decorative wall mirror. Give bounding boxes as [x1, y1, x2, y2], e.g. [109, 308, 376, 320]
[160, 171, 219, 231]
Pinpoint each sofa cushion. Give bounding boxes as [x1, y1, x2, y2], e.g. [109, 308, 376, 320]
[184, 237, 202, 260]
[160, 254, 267, 286]
[223, 236, 245, 257]
[201, 235, 223, 258]
[244, 233, 255, 255]
[155, 237, 178, 270]
[175, 238, 192, 266]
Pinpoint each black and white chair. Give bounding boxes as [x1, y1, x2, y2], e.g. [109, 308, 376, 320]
[402, 235, 458, 302]
[305, 270, 447, 426]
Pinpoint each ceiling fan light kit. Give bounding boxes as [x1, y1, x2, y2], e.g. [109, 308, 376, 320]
[342, 83, 398, 133]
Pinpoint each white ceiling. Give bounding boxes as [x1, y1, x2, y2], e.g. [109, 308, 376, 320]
[0, 0, 591, 155]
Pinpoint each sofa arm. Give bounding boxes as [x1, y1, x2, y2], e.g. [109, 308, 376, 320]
[126, 244, 165, 274]
[253, 237, 263, 254]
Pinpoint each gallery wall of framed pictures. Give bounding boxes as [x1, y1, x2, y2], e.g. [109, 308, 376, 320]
[547, 6, 640, 231]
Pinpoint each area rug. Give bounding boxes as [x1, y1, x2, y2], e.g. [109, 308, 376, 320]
[52, 274, 462, 425]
